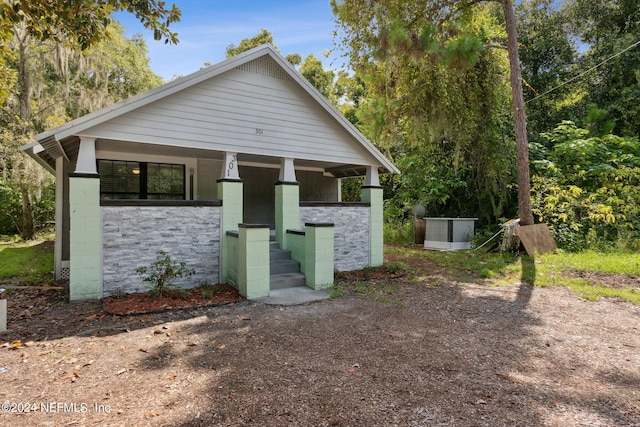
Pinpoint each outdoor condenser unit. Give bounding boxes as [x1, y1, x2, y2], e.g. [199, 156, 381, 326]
[423, 218, 477, 251]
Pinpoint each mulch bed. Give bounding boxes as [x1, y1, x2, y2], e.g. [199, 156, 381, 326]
[100, 284, 243, 315]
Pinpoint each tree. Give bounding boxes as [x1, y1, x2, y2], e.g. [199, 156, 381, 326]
[331, 0, 523, 225]
[515, 0, 578, 138]
[502, 0, 534, 225]
[566, 0, 640, 137]
[0, 1, 179, 240]
[226, 29, 276, 58]
[0, 0, 180, 49]
[0, 23, 164, 239]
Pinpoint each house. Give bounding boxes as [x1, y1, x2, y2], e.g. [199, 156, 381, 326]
[21, 44, 399, 301]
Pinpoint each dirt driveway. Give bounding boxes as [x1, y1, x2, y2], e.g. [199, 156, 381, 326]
[1, 255, 639, 426]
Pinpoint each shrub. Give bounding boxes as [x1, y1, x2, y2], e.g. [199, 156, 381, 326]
[136, 251, 195, 296]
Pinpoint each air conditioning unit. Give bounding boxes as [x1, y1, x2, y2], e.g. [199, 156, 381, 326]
[424, 218, 477, 251]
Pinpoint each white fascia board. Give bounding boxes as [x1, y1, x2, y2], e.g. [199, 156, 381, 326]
[21, 144, 55, 175]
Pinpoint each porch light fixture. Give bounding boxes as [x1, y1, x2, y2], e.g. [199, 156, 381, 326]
[131, 168, 140, 175]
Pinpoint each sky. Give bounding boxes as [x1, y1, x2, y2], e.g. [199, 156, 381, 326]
[114, 0, 343, 81]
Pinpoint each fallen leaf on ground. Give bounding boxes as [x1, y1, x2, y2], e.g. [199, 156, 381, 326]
[145, 412, 159, 418]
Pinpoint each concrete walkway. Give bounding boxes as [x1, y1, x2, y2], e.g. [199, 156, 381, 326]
[252, 287, 332, 306]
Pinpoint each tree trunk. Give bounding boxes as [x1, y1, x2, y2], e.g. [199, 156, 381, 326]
[15, 26, 36, 240]
[20, 184, 35, 240]
[503, 0, 534, 226]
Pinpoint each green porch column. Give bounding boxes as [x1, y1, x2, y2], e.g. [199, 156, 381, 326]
[361, 185, 384, 267]
[238, 224, 270, 299]
[69, 174, 101, 300]
[218, 178, 243, 283]
[275, 182, 300, 249]
[360, 166, 384, 267]
[275, 157, 299, 249]
[362, 165, 384, 267]
[304, 223, 334, 290]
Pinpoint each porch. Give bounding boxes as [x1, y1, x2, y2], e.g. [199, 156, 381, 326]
[65, 141, 384, 300]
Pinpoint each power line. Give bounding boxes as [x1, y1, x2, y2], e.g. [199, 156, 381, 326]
[525, 38, 640, 104]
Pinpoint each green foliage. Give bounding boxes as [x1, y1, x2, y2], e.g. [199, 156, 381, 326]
[516, 0, 578, 138]
[386, 245, 518, 282]
[497, 250, 640, 305]
[0, 0, 180, 50]
[226, 29, 276, 58]
[383, 220, 413, 244]
[0, 179, 21, 235]
[136, 251, 195, 296]
[383, 260, 409, 274]
[531, 121, 640, 251]
[199, 281, 227, 299]
[0, 22, 164, 241]
[333, 1, 517, 227]
[0, 240, 54, 284]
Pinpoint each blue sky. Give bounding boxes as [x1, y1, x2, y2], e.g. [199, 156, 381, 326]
[114, 0, 342, 81]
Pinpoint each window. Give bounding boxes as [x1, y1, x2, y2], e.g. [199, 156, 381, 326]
[98, 160, 185, 200]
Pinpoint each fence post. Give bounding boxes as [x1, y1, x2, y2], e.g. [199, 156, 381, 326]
[0, 289, 6, 332]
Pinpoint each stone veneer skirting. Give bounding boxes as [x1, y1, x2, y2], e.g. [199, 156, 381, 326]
[102, 205, 221, 296]
[300, 204, 370, 271]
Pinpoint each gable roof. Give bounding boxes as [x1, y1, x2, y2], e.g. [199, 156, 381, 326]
[23, 44, 399, 176]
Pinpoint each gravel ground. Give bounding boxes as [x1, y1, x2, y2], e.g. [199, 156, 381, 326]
[1, 254, 639, 426]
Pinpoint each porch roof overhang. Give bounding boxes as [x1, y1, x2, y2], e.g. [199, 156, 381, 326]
[83, 137, 386, 178]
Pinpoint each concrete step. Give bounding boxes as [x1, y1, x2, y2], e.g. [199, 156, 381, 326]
[270, 259, 301, 275]
[269, 241, 280, 250]
[270, 272, 306, 290]
[270, 248, 292, 261]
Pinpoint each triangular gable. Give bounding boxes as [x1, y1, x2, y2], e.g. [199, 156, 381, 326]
[26, 44, 399, 175]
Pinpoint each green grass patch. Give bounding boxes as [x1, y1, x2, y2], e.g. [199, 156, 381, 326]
[0, 240, 54, 284]
[491, 250, 640, 305]
[386, 245, 517, 282]
[352, 280, 404, 305]
[383, 221, 414, 244]
[542, 251, 640, 276]
[385, 245, 640, 305]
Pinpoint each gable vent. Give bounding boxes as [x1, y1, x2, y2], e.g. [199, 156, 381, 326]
[235, 56, 291, 81]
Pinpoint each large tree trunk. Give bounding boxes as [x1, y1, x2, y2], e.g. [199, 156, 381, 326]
[15, 26, 37, 240]
[503, 0, 534, 226]
[20, 184, 35, 240]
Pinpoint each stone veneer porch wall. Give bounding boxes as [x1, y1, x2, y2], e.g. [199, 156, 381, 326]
[299, 203, 370, 271]
[102, 202, 221, 296]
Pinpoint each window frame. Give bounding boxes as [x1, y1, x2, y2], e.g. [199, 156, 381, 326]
[98, 159, 186, 200]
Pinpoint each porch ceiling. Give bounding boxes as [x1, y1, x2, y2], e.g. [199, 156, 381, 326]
[91, 138, 372, 177]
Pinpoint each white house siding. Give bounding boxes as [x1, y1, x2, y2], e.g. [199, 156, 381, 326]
[102, 206, 221, 296]
[300, 205, 370, 271]
[83, 57, 381, 168]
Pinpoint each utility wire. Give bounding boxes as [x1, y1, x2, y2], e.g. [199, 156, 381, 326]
[525, 38, 640, 104]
